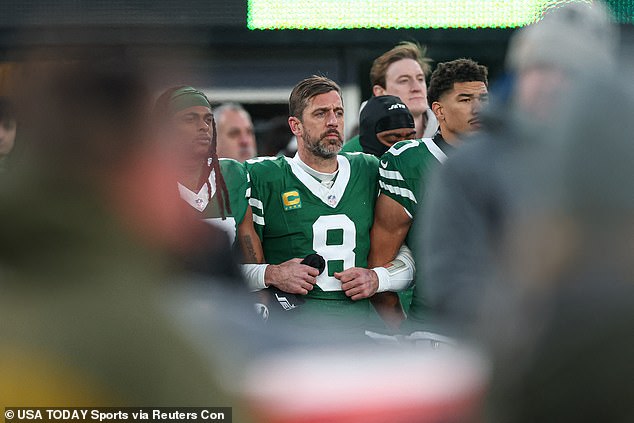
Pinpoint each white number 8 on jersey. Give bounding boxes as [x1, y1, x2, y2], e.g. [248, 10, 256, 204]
[312, 215, 356, 291]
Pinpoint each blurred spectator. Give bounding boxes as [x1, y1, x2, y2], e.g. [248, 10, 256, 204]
[340, 94, 415, 156]
[487, 69, 634, 423]
[213, 103, 257, 162]
[343, 41, 438, 149]
[0, 57, 247, 409]
[0, 97, 16, 171]
[419, 1, 619, 334]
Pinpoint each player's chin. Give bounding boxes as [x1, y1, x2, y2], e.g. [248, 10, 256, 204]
[407, 100, 427, 115]
[322, 139, 343, 153]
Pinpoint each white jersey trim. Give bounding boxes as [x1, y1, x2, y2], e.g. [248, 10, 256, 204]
[379, 167, 405, 181]
[252, 214, 265, 226]
[249, 198, 263, 210]
[379, 180, 417, 204]
[178, 169, 216, 212]
[422, 138, 448, 163]
[285, 155, 351, 208]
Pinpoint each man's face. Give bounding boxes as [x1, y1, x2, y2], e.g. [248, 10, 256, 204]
[375, 58, 428, 117]
[171, 106, 213, 160]
[376, 127, 416, 148]
[432, 81, 488, 141]
[291, 90, 344, 159]
[0, 119, 16, 157]
[216, 108, 256, 162]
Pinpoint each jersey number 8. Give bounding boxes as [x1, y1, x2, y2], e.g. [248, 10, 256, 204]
[312, 214, 356, 291]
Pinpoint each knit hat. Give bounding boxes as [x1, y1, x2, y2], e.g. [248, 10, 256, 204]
[359, 95, 414, 157]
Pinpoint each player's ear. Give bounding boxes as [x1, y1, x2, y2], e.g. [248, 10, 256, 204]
[431, 101, 444, 121]
[288, 116, 303, 137]
[372, 85, 386, 96]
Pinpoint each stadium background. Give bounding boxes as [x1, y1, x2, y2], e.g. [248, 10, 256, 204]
[1, 0, 633, 141]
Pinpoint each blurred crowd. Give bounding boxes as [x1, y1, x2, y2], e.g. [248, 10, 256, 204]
[1, 2, 633, 422]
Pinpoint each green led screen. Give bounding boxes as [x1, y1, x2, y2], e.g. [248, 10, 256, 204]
[248, 0, 631, 30]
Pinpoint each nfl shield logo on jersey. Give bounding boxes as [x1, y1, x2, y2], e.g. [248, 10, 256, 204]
[327, 194, 337, 207]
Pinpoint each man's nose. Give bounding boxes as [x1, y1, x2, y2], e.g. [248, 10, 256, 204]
[472, 98, 486, 113]
[326, 111, 339, 126]
[410, 79, 423, 91]
[238, 131, 253, 145]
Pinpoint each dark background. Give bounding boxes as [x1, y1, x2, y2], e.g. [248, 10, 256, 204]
[1, 1, 633, 136]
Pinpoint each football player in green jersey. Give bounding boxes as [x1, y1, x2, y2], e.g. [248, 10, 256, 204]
[154, 86, 256, 254]
[369, 59, 489, 329]
[244, 76, 415, 332]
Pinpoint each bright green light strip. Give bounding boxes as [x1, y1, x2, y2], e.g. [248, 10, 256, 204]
[247, 0, 560, 29]
[247, 0, 585, 30]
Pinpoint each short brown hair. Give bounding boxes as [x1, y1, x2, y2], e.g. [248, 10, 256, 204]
[289, 75, 342, 120]
[370, 41, 432, 89]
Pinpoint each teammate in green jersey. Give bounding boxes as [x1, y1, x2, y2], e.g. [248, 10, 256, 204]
[369, 59, 489, 330]
[154, 86, 256, 253]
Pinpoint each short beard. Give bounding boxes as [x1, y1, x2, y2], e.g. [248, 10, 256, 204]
[304, 131, 342, 159]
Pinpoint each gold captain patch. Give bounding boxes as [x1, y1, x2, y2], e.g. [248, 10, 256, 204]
[282, 190, 302, 211]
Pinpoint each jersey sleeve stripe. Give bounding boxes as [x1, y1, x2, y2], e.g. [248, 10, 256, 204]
[249, 198, 263, 210]
[252, 214, 265, 225]
[379, 167, 405, 181]
[379, 180, 418, 203]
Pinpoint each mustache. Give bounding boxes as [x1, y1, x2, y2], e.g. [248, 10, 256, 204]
[321, 130, 342, 141]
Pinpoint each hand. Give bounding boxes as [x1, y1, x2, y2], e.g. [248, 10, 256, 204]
[335, 267, 379, 300]
[265, 258, 319, 295]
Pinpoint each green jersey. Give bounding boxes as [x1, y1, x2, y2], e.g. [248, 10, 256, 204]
[378, 138, 447, 320]
[379, 138, 447, 244]
[246, 153, 378, 300]
[340, 135, 363, 153]
[178, 158, 248, 244]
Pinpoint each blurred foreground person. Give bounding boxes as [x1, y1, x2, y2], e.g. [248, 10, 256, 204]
[0, 97, 17, 171]
[487, 69, 634, 423]
[420, 1, 619, 334]
[245, 343, 489, 423]
[0, 58, 247, 412]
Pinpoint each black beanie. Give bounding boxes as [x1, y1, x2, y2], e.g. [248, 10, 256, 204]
[359, 95, 414, 157]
